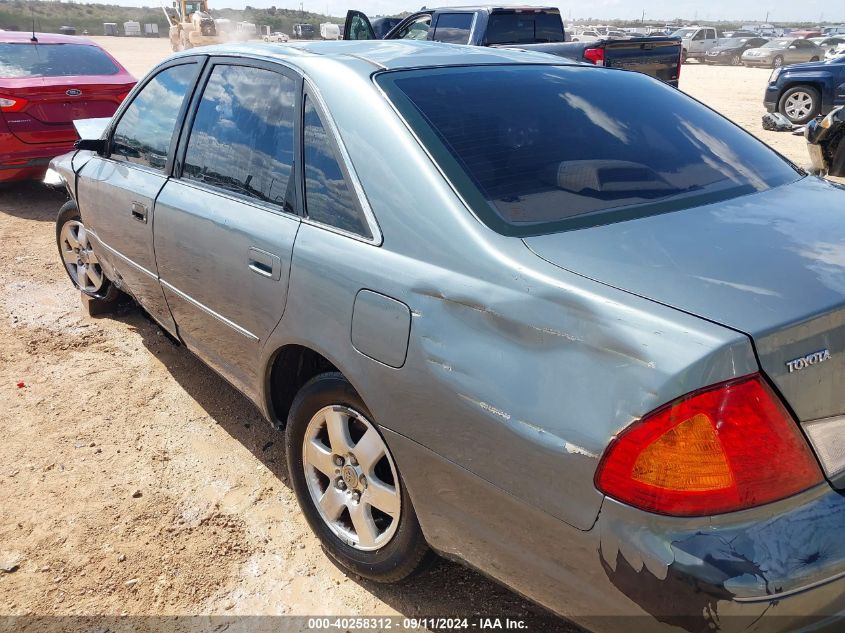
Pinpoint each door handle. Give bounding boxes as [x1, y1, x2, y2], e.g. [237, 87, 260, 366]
[131, 201, 148, 223]
[248, 247, 281, 281]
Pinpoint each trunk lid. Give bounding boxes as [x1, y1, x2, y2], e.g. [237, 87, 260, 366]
[523, 177, 845, 422]
[0, 76, 130, 144]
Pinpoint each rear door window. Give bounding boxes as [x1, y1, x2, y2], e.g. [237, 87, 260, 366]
[302, 95, 371, 239]
[393, 15, 432, 41]
[111, 63, 197, 171]
[432, 13, 473, 44]
[377, 65, 800, 236]
[0, 43, 119, 78]
[182, 63, 297, 209]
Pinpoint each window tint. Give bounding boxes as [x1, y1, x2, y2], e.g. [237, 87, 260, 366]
[378, 65, 799, 236]
[303, 96, 370, 238]
[183, 64, 296, 208]
[394, 15, 431, 40]
[693, 30, 705, 40]
[485, 12, 564, 45]
[0, 43, 119, 78]
[433, 13, 473, 44]
[111, 63, 196, 170]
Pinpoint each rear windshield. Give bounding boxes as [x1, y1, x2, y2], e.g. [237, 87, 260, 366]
[486, 11, 564, 44]
[0, 43, 119, 78]
[377, 65, 800, 236]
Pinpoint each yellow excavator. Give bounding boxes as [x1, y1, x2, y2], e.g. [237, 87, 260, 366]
[163, 0, 223, 52]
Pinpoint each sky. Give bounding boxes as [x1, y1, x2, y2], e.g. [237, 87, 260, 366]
[117, 0, 845, 22]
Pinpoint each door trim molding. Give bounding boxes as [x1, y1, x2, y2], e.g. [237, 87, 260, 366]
[160, 279, 260, 342]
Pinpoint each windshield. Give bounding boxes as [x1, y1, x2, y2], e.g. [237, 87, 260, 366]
[763, 39, 790, 49]
[377, 65, 800, 236]
[0, 43, 119, 78]
[718, 38, 745, 47]
[671, 28, 697, 38]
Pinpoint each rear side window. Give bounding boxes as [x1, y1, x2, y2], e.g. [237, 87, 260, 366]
[111, 63, 196, 171]
[303, 96, 371, 239]
[432, 13, 473, 44]
[183, 64, 296, 209]
[378, 65, 800, 236]
[0, 43, 119, 78]
[485, 12, 564, 45]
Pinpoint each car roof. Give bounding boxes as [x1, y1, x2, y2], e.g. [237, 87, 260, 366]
[190, 40, 574, 73]
[1, 31, 98, 45]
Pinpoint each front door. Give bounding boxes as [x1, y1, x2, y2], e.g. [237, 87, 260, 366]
[153, 59, 301, 397]
[76, 59, 202, 334]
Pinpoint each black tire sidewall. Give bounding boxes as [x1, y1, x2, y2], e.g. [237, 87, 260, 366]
[56, 200, 121, 302]
[286, 373, 428, 582]
[778, 85, 821, 124]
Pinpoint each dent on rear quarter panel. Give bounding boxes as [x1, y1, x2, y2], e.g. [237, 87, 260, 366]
[274, 59, 759, 533]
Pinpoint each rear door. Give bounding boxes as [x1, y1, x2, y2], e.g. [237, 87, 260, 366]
[76, 58, 202, 335]
[153, 58, 301, 396]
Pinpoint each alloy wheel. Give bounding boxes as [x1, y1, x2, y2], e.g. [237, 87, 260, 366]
[59, 220, 104, 293]
[302, 405, 401, 551]
[784, 91, 814, 121]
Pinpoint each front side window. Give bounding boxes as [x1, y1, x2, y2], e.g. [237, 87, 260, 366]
[303, 96, 370, 238]
[111, 63, 196, 170]
[183, 64, 296, 208]
[378, 65, 800, 236]
[394, 15, 432, 41]
[432, 13, 473, 44]
[0, 43, 119, 78]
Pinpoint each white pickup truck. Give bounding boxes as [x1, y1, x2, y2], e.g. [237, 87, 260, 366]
[672, 26, 720, 62]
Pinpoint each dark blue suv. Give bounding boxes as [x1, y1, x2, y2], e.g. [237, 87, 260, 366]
[765, 56, 845, 124]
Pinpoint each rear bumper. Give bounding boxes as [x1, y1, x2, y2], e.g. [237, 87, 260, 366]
[387, 428, 845, 632]
[0, 134, 75, 182]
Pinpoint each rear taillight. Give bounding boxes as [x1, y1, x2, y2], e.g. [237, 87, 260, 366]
[116, 91, 131, 103]
[583, 47, 605, 65]
[595, 374, 822, 516]
[0, 94, 28, 113]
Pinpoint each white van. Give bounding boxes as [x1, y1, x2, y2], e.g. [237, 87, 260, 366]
[320, 22, 340, 40]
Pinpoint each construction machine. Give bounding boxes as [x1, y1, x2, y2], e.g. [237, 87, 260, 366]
[162, 0, 222, 52]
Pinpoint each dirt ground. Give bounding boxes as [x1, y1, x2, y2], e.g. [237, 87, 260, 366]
[0, 39, 840, 631]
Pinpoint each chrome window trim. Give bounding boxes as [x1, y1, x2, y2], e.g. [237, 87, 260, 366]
[302, 79, 383, 246]
[168, 177, 301, 221]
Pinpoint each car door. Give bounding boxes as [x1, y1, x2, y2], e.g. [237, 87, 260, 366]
[689, 29, 706, 54]
[343, 10, 376, 40]
[704, 28, 718, 51]
[388, 13, 434, 41]
[76, 58, 203, 335]
[152, 58, 301, 397]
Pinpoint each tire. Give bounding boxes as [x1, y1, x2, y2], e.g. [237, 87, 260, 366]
[730, 54, 741, 66]
[286, 372, 431, 583]
[778, 85, 821, 125]
[56, 200, 125, 306]
[681, 49, 688, 63]
[810, 56, 819, 62]
[772, 55, 784, 68]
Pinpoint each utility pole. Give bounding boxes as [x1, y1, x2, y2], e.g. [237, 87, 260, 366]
[641, 9, 645, 24]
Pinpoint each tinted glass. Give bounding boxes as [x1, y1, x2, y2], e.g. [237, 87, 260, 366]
[184, 65, 296, 208]
[379, 65, 800, 236]
[486, 12, 564, 44]
[112, 63, 196, 170]
[0, 43, 119, 78]
[303, 96, 370, 238]
[433, 13, 473, 44]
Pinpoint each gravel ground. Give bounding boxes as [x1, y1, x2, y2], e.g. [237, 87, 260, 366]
[0, 40, 840, 632]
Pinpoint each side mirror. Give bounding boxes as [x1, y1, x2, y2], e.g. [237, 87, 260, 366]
[789, 45, 797, 49]
[74, 138, 107, 154]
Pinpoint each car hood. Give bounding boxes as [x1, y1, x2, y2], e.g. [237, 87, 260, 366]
[523, 177, 845, 421]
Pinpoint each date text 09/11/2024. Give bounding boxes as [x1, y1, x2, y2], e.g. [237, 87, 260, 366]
[306, 617, 529, 630]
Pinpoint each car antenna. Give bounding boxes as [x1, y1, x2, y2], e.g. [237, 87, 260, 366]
[30, 6, 38, 42]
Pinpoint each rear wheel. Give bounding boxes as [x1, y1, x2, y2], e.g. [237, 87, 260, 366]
[772, 55, 784, 68]
[779, 85, 821, 124]
[56, 201, 124, 306]
[730, 54, 741, 66]
[286, 373, 431, 582]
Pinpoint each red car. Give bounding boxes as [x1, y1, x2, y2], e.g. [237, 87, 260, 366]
[0, 32, 135, 183]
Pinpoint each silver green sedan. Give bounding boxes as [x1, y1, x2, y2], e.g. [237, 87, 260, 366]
[742, 37, 825, 67]
[49, 41, 845, 632]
